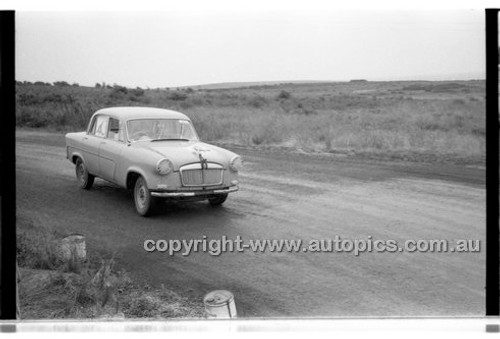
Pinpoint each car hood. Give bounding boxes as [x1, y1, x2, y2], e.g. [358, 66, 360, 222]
[133, 140, 237, 170]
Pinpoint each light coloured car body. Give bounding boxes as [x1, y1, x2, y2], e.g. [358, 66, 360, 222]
[65, 107, 241, 213]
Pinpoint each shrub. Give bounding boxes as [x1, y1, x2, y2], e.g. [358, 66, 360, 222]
[112, 85, 128, 95]
[108, 86, 129, 101]
[61, 95, 97, 128]
[251, 134, 264, 145]
[54, 81, 70, 87]
[246, 95, 268, 108]
[167, 91, 188, 101]
[130, 87, 144, 97]
[277, 90, 291, 100]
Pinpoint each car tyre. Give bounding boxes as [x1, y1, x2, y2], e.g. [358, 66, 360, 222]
[75, 158, 94, 190]
[208, 194, 228, 206]
[134, 176, 157, 216]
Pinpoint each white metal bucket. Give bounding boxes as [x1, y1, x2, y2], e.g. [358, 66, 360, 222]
[57, 234, 86, 262]
[203, 290, 237, 319]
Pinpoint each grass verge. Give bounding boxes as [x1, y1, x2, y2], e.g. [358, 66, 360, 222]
[17, 214, 204, 319]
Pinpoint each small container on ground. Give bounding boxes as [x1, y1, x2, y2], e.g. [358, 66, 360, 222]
[203, 290, 237, 319]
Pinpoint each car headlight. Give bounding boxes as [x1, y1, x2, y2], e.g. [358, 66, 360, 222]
[156, 158, 173, 175]
[229, 156, 243, 172]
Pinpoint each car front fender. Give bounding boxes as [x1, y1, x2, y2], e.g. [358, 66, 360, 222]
[68, 148, 85, 164]
[125, 166, 152, 189]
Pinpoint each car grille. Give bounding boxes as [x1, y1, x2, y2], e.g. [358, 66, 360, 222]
[181, 168, 223, 187]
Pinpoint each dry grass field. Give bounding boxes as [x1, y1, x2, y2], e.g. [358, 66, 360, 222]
[16, 80, 485, 164]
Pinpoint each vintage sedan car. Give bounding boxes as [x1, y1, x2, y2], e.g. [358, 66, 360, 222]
[65, 107, 242, 216]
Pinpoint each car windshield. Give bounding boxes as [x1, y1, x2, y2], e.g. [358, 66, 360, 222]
[127, 119, 199, 142]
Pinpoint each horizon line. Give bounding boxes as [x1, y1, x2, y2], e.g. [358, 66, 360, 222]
[16, 77, 486, 89]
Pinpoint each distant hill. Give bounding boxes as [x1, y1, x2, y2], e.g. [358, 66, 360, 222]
[177, 80, 338, 90]
[171, 74, 484, 90]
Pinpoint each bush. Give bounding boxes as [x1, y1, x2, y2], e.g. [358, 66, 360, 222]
[246, 95, 268, 108]
[112, 85, 128, 95]
[130, 87, 144, 97]
[167, 91, 188, 101]
[277, 90, 291, 100]
[54, 81, 70, 87]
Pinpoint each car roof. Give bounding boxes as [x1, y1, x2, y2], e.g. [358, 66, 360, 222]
[93, 107, 191, 121]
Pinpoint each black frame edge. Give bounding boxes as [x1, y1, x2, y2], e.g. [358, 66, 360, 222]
[485, 8, 499, 317]
[0, 11, 17, 319]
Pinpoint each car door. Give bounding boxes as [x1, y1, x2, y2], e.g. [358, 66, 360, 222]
[98, 117, 125, 183]
[80, 115, 107, 176]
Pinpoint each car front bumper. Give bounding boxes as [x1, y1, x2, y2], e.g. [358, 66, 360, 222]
[150, 185, 239, 198]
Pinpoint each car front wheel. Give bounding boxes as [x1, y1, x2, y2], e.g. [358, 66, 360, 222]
[75, 158, 94, 189]
[134, 176, 156, 216]
[209, 194, 228, 206]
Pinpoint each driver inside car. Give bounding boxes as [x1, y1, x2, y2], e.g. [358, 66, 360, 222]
[154, 120, 178, 140]
[129, 121, 154, 141]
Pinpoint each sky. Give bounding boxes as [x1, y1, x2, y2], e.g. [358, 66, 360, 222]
[16, 9, 485, 88]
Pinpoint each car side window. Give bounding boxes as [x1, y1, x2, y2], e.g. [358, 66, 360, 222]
[107, 118, 121, 141]
[93, 116, 109, 138]
[88, 116, 97, 134]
